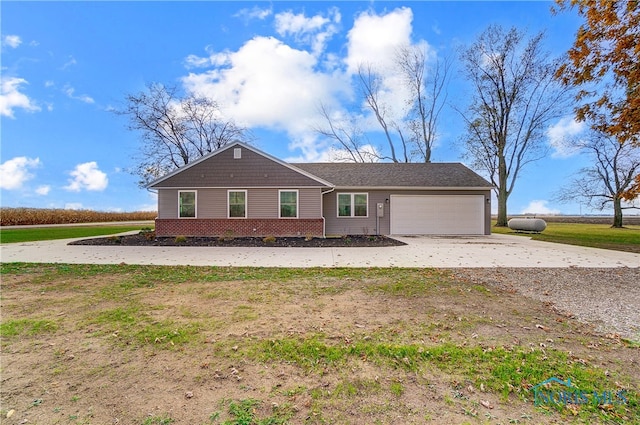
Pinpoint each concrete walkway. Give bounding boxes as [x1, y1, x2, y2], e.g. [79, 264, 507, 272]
[1, 234, 638, 268]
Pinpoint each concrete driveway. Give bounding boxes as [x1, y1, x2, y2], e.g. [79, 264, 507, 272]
[1, 234, 638, 268]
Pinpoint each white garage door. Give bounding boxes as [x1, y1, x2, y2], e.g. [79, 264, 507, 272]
[390, 195, 485, 235]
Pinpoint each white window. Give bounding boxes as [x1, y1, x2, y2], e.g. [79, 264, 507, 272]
[228, 190, 247, 218]
[279, 190, 298, 218]
[178, 191, 196, 218]
[337, 193, 368, 217]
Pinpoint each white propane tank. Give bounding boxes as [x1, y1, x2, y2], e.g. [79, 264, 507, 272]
[507, 218, 547, 233]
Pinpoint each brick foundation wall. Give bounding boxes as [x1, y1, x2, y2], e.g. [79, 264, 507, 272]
[155, 218, 324, 238]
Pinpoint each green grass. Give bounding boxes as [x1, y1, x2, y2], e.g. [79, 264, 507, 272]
[87, 305, 204, 348]
[492, 221, 640, 253]
[211, 398, 294, 425]
[0, 318, 59, 337]
[0, 225, 148, 244]
[0, 263, 400, 284]
[141, 415, 174, 425]
[251, 334, 638, 420]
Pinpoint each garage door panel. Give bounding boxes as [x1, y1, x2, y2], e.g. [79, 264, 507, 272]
[390, 195, 484, 235]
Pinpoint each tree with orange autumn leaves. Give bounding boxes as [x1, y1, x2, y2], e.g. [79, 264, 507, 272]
[554, 0, 640, 200]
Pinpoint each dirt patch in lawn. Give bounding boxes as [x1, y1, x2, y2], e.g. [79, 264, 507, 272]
[69, 233, 406, 248]
[1, 265, 637, 425]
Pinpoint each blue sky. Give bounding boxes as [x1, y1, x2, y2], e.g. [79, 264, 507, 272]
[1, 1, 602, 214]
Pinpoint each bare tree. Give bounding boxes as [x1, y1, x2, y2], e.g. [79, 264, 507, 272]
[357, 64, 406, 162]
[314, 103, 379, 162]
[117, 83, 251, 186]
[458, 25, 571, 226]
[315, 46, 450, 163]
[397, 47, 452, 162]
[555, 131, 640, 228]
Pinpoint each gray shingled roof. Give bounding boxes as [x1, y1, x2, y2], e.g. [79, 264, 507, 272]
[292, 162, 492, 188]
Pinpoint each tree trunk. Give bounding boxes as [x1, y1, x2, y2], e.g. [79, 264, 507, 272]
[495, 156, 509, 227]
[612, 197, 623, 228]
[496, 188, 508, 227]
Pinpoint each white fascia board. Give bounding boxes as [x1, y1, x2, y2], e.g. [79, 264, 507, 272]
[332, 186, 494, 191]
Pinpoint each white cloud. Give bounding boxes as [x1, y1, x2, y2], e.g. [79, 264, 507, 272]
[275, 8, 340, 55]
[184, 54, 211, 69]
[35, 185, 51, 195]
[183, 35, 349, 136]
[2, 35, 22, 48]
[547, 116, 586, 158]
[136, 192, 158, 212]
[0, 77, 41, 118]
[61, 56, 77, 70]
[65, 202, 83, 210]
[0, 156, 41, 190]
[520, 200, 560, 215]
[344, 8, 433, 130]
[64, 162, 108, 192]
[137, 203, 158, 212]
[345, 7, 415, 74]
[63, 85, 95, 104]
[234, 5, 272, 22]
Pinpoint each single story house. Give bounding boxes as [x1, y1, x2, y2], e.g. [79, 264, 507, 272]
[147, 142, 493, 237]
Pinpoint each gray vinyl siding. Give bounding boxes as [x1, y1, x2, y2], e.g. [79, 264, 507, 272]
[200, 189, 227, 218]
[248, 190, 275, 218]
[158, 189, 179, 219]
[150, 146, 327, 188]
[248, 188, 321, 219]
[157, 188, 323, 219]
[299, 188, 322, 218]
[323, 191, 389, 236]
[323, 189, 492, 236]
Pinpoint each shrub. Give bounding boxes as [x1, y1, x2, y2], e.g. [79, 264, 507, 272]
[174, 235, 187, 244]
[263, 235, 276, 244]
[221, 230, 235, 242]
[140, 228, 156, 241]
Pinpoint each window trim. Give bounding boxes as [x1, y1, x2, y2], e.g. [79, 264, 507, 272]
[337, 192, 368, 218]
[227, 189, 247, 219]
[178, 190, 197, 218]
[279, 189, 299, 219]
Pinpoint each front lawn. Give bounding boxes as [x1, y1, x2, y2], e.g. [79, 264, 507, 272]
[0, 225, 151, 244]
[1, 264, 637, 424]
[492, 221, 640, 253]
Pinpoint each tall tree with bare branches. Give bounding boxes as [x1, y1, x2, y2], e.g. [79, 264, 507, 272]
[396, 47, 452, 162]
[315, 46, 450, 163]
[314, 103, 378, 162]
[459, 25, 571, 226]
[117, 83, 251, 187]
[554, 130, 640, 227]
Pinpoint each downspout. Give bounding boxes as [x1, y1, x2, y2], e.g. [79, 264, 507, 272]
[320, 187, 335, 238]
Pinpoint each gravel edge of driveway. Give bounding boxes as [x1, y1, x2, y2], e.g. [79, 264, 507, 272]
[451, 267, 640, 342]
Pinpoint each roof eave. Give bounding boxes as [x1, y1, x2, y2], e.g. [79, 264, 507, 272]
[331, 186, 494, 191]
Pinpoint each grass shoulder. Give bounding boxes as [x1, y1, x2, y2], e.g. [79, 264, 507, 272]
[492, 221, 640, 253]
[0, 225, 150, 244]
